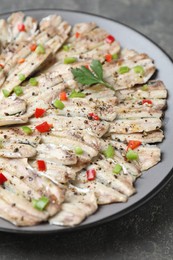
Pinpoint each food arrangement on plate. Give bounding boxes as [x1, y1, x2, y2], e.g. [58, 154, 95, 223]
[0, 12, 167, 227]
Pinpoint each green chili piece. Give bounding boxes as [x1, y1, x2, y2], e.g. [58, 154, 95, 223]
[75, 147, 84, 155]
[29, 77, 38, 86]
[21, 126, 32, 135]
[14, 86, 23, 96]
[64, 57, 77, 64]
[126, 149, 138, 160]
[2, 89, 10, 97]
[134, 65, 144, 75]
[69, 90, 86, 98]
[35, 44, 45, 54]
[53, 99, 65, 110]
[103, 145, 115, 158]
[118, 66, 130, 74]
[113, 164, 122, 174]
[32, 196, 49, 211]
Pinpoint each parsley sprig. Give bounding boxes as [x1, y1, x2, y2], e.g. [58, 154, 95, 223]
[71, 60, 115, 91]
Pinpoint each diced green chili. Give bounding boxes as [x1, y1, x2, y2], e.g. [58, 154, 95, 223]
[64, 57, 77, 64]
[118, 66, 130, 74]
[2, 89, 10, 97]
[14, 86, 23, 96]
[21, 126, 32, 135]
[35, 44, 45, 54]
[134, 65, 144, 75]
[141, 84, 149, 91]
[69, 90, 86, 98]
[29, 77, 38, 86]
[53, 99, 65, 110]
[75, 147, 84, 155]
[113, 164, 122, 174]
[18, 74, 26, 82]
[126, 149, 138, 160]
[63, 45, 70, 51]
[103, 145, 115, 158]
[32, 196, 49, 211]
[112, 53, 119, 60]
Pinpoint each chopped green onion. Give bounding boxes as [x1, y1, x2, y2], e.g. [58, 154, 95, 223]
[126, 149, 138, 160]
[29, 77, 38, 86]
[64, 57, 77, 64]
[134, 65, 144, 75]
[14, 86, 23, 96]
[63, 45, 70, 51]
[53, 99, 65, 110]
[35, 44, 45, 54]
[69, 89, 86, 98]
[113, 164, 122, 174]
[142, 84, 149, 91]
[112, 53, 119, 60]
[118, 66, 130, 74]
[21, 126, 32, 135]
[32, 196, 49, 211]
[2, 89, 10, 97]
[75, 147, 84, 155]
[18, 73, 26, 82]
[103, 145, 115, 158]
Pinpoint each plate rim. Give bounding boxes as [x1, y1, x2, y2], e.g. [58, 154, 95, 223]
[0, 8, 172, 234]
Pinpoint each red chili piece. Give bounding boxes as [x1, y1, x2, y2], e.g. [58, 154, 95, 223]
[30, 43, 37, 51]
[35, 121, 52, 133]
[106, 35, 115, 44]
[127, 140, 142, 150]
[86, 169, 96, 181]
[0, 173, 7, 185]
[105, 54, 112, 62]
[88, 113, 100, 120]
[18, 23, 26, 32]
[59, 92, 68, 101]
[0, 64, 4, 69]
[75, 32, 80, 38]
[37, 160, 46, 171]
[142, 99, 152, 105]
[34, 108, 46, 118]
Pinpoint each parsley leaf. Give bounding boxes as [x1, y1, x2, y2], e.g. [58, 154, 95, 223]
[71, 60, 115, 91]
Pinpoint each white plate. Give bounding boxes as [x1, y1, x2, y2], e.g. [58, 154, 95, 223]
[0, 9, 172, 233]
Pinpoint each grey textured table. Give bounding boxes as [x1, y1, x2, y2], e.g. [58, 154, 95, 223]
[0, 1, 173, 259]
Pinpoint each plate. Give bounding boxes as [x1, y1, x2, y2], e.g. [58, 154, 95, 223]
[0, 9, 173, 233]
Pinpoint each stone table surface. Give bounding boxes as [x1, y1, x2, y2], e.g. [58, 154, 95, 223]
[0, 0, 173, 259]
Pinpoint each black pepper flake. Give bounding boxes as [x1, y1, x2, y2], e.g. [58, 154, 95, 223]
[14, 148, 19, 153]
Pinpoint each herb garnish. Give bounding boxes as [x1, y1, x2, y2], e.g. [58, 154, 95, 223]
[71, 60, 115, 91]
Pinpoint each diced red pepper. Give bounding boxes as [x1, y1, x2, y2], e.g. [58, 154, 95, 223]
[86, 169, 96, 181]
[106, 35, 115, 44]
[18, 58, 25, 64]
[35, 121, 52, 133]
[85, 64, 89, 69]
[75, 32, 80, 38]
[30, 43, 37, 52]
[105, 54, 112, 62]
[92, 114, 100, 120]
[0, 64, 4, 69]
[127, 140, 142, 150]
[88, 113, 100, 120]
[142, 99, 153, 105]
[0, 173, 7, 185]
[34, 108, 46, 118]
[37, 160, 46, 171]
[18, 23, 26, 32]
[59, 91, 68, 101]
